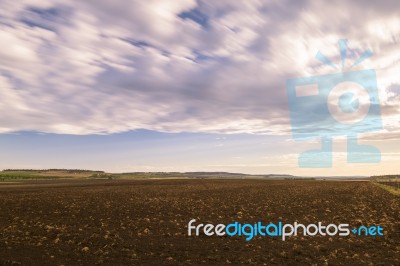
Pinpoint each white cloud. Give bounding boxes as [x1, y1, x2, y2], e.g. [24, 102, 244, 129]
[0, 0, 398, 136]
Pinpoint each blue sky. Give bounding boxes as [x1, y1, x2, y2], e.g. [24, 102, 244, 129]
[0, 1, 399, 175]
[0, 130, 296, 174]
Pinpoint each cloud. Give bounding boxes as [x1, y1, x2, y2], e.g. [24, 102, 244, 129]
[0, 0, 399, 135]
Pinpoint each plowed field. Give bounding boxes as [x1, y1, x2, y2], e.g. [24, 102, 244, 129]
[0, 180, 399, 265]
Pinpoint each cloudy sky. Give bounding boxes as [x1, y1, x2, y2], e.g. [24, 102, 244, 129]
[0, 0, 399, 175]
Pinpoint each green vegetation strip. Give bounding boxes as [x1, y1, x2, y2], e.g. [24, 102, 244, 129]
[372, 182, 400, 196]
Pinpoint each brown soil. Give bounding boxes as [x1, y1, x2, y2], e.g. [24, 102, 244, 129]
[0, 179, 399, 265]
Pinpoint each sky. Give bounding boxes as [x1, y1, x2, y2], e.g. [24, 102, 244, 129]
[0, 0, 399, 176]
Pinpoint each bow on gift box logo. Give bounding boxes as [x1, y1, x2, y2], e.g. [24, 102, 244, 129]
[286, 39, 382, 168]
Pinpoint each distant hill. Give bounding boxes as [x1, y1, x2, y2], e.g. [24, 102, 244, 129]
[370, 175, 400, 180]
[0, 169, 381, 181]
[0, 169, 104, 180]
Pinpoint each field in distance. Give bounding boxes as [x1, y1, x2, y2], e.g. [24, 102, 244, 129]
[0, 169, 375, 181]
